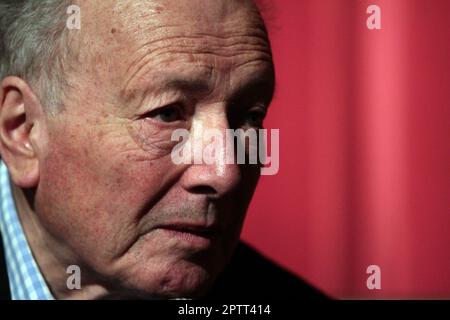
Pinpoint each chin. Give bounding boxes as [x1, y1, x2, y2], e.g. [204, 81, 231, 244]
[117, 257, 219, 299]
[109, 230, 235, 299]
[158, 264, 214, 298]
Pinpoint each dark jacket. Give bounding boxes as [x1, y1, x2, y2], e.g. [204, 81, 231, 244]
[0, 233, 326, 300]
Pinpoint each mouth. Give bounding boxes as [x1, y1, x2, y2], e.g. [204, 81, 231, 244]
[155, 223, 220, 249]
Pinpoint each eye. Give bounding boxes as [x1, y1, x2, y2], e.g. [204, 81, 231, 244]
[245, 108, 267, 128]
[146, 103, 184, 123]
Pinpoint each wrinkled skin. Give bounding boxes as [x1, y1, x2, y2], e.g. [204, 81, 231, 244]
[29, 0, 274, 298]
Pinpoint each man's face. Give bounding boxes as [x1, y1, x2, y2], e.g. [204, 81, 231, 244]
[35, 0, 274, 298]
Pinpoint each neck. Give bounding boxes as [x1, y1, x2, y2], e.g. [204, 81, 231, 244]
[12, 184, 113, 300]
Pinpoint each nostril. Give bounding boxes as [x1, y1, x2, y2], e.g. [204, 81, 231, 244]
[189, 185, 217, 195]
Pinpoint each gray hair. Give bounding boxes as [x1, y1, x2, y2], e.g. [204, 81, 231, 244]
[0, 0, 74, 114]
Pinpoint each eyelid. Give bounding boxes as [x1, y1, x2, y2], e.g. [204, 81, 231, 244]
[136, 89, 189, 115]
[249, 103, 269, 115]
[249, 109, 267, 120]
[139, 102, 186, 123]
[138, 95, 192, 119]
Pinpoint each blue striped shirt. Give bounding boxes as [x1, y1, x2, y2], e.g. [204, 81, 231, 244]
[0, 161, 54, 300]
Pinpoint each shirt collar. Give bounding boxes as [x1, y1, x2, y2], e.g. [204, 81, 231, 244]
[0, 160, 54, 300]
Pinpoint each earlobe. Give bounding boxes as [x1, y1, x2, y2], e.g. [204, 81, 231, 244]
[0, 76, 43, 188]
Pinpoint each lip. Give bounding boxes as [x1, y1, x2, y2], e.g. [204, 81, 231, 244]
[155, 223, 220, 248]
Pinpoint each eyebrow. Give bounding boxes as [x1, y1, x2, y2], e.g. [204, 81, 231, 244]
[231, 75, 276, 106]
[121, 76, 212, 105]
[161, 78, 212, 95]
[122, 70, 275, 107]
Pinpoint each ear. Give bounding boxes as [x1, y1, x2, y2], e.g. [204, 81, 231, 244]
[0, 76, 47, 188]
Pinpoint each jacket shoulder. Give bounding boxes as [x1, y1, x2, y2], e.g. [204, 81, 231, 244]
[207, 242, 328, 299]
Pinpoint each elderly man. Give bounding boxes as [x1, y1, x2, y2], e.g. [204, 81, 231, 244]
[0, 0, 323, 299]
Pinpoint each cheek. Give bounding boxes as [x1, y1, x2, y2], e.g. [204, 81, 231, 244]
[36, 120, 180, 264]
[127, 119, 181, 159]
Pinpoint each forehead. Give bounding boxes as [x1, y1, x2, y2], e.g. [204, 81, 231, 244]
[78, 0, 273, 103]
[112, 0, 264, 30]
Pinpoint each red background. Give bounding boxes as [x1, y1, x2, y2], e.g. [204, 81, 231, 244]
[241, 0, 450, 299]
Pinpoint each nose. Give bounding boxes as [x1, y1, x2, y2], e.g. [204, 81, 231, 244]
[179, 106, 241, 198]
